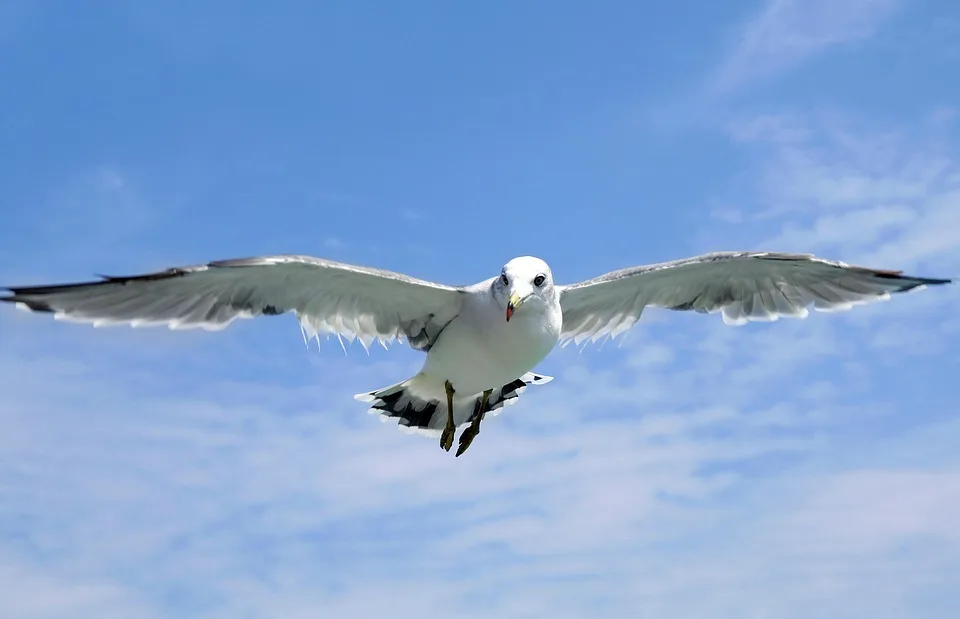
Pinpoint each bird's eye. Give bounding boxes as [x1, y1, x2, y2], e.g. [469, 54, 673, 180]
[501, 273, 509, 286]
[533, 274, 546, 287]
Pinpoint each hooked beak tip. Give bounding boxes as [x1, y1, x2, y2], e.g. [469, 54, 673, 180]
[506, 293, 523, 322]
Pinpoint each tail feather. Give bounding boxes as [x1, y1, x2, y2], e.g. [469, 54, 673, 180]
[355, 372, 553, 437]
[482, 373, 552, 418]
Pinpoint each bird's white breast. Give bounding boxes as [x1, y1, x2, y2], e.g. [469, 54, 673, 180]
[423, 290, 561, 395]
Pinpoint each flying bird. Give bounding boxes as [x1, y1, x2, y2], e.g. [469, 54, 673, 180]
[2, 252, 952, 456]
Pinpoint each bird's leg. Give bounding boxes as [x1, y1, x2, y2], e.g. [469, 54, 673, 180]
[456, 389, 492, 457]
[440, 380, 457, 452]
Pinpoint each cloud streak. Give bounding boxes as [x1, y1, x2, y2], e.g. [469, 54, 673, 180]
[2, 4, 959, 617]
[2, 117, 957, 615]
[1, 261, 957, 617]
[721, 108, 960, 274]
[710, 0, 902, 94]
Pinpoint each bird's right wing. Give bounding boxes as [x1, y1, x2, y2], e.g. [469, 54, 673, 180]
[2, 255, 466, 351]
[557, 251, 952, 346]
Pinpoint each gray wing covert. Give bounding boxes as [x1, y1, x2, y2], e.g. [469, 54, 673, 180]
[2, 254, 466, 352]
[558, 251, 952, 346]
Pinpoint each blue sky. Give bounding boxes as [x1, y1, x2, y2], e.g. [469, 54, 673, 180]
[1, 1, 959, 617]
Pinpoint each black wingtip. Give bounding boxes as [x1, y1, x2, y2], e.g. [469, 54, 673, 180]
[864, 270, 954, 292]
[904, 275, 955, 289]
[0, 291, 56, 313]
[1, 278, 112, 312]
[0, 272, 142, 304]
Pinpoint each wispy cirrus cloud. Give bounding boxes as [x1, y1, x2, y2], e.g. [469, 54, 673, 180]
[716, 108, 960, 274]
[709, 0, 902, 94]
[2, 105, 958, 618]
[2, 2, 958, 617]
[1, 261, 957, 618]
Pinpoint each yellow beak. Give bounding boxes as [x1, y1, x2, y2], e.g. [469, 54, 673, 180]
[506, 293, 526, 322]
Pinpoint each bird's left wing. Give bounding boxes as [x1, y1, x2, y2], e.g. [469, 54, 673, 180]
[557, 251, 953, 346]
[2, 255, 466, 351]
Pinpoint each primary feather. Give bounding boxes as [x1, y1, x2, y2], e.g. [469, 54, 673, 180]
[3, 254, 465, 352]
[557, 251, 951, 346]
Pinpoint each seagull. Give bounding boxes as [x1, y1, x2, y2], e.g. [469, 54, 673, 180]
[2, 252, 952, 456]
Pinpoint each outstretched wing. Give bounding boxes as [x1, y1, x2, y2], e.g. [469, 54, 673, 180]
[558, 251, 952, 346]
[2, 255, 465, 351]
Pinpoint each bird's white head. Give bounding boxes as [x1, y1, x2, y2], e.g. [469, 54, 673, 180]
[495, 256, 556, 322]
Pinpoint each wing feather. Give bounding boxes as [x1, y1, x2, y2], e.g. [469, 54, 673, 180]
[558, 251, 952, 346]
[3, 254, 465, 352]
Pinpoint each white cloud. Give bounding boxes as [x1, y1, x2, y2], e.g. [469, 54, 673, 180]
[725, 111, 813, 144]
[775, 470, 960, 550]
[711, 0, 902, 93]
[0, 561, 157, 619]
[856, 188, 960, 270]
[721, 109, 960, 272]
[2, 11, 958, 615]
[0, 259, 956, 618]
[762, 205, 918, 252]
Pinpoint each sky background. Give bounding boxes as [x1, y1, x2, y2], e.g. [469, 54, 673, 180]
[1, 1, 959, 617]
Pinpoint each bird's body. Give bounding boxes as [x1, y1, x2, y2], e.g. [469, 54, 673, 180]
[3, 250, 952, 456]
[356, 259, 563, 451]
[424, 270, 562, 395]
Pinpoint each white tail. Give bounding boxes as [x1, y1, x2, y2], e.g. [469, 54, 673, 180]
[355, 372, 553, 437]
